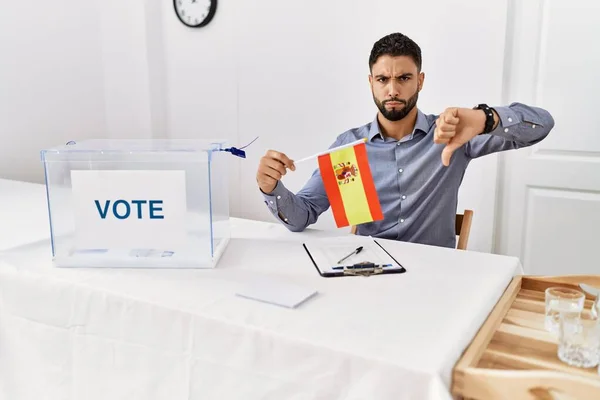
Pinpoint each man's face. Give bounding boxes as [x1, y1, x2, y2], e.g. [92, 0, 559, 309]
[369, 55, 424, 122]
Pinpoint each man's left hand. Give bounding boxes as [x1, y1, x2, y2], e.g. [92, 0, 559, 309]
[434, 107, 494, 166]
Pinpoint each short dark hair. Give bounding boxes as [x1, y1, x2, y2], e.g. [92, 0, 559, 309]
[369, 33, 422, 72]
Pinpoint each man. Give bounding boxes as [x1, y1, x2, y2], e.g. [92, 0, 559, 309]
[256, 32, 554, 248]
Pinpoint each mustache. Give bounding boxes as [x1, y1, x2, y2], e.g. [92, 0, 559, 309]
[383, 98, 407, 105]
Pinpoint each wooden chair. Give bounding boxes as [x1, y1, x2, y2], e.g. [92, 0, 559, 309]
[350, 209, 474, 250]
[455, 209, 474, 250]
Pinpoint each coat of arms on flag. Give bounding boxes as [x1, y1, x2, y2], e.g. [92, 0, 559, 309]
[317, 139, 384, 228]
[334, 162, 358, 184]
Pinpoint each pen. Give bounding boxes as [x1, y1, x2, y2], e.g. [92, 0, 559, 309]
[337, 246, 363, 264]
[332, 263, 393, 270]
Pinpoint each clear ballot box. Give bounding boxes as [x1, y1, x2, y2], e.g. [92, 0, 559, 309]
[40, 139, 230, 268]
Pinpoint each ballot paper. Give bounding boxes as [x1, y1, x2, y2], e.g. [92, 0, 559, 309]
[236, 278, 318, 308]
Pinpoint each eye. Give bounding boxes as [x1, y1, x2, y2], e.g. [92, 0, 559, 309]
[399, 76, 410, 82]
[377, 77, 388, 83]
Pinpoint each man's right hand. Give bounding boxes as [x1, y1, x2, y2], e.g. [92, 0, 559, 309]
[256, 150, 296, 194]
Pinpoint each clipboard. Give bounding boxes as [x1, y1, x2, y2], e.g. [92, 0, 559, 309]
[302, 237, 407, 278]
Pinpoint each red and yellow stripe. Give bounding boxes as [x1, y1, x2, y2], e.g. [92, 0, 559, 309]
[318, 142, 383, 228]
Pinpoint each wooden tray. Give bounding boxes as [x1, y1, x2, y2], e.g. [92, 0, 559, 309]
[452, 275, 600, 400]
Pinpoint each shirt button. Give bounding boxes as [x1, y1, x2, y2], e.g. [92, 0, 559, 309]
[400, 219, 405, 223]
[508, 117, 513, 122]
[269, 200, 274, 204]
[397, 142, 401, 146]
[402, 195, 406, 200]
[398, 168, 403, 173]
[532, 124, 536, 129]
[284, 218, 288, 222]
[277, 196, 281, 199]
[504, 128, 509, 133]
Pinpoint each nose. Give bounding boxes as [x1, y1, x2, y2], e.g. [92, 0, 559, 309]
[387, 81, 401, 99]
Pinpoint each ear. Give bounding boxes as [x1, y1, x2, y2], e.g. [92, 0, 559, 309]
[418, 72, 425, 91]
[368, 74, 373, 86]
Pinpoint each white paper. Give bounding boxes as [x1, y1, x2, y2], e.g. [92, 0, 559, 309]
[303, 236, 404, 274]
[236, 278, 318, 308]
[71, 170, 187, 250]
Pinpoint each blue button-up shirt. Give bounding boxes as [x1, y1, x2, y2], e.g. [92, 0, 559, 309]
[262, 102, 554, 248]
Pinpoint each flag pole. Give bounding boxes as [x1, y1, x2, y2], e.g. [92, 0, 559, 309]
[294, 138, 367, 164]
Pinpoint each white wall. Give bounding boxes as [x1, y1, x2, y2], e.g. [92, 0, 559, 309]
[0, 1, 107, 183]
[0, 0, 163, 185]
[99, 0, 156, 140]
[164, 0, 508, 252]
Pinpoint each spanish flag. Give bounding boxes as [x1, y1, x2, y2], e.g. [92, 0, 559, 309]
[318, 139, 384, 228]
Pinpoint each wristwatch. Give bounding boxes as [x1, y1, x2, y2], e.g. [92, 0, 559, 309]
[474, 104, 496, 134]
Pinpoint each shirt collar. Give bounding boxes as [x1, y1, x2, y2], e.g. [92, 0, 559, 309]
[368, 109, 430, 142]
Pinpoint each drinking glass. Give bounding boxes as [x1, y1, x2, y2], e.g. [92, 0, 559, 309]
[545, 287, 585, 333]
[558, 314, 600, 368]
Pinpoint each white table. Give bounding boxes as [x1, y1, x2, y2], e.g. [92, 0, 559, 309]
[0, 178, 51, 251]
[0, 180, 523, 400]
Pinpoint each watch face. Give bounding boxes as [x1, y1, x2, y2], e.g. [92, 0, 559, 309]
[174, 0, 217, 28]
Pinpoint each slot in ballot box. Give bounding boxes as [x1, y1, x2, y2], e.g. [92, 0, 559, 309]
[40, 139, 230, 268]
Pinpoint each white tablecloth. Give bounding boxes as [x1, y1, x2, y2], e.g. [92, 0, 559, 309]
[0, 179, 51, 251]
[0, 180, 523, 400]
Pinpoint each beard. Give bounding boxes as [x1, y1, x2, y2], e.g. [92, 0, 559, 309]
[373, 89, 419, 122]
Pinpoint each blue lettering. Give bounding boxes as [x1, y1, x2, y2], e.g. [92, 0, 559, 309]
[94, 200, 165, 219]
[94, 200, 110, 219]
[131, 200, 147, 219]
[149, 200, 164, 219]
[112, 199, 131, 220]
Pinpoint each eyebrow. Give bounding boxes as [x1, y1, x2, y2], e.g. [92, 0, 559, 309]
[375, 73, 413, 79]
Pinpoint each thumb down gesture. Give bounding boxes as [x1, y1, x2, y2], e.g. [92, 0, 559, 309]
[434, 107, 496, 166]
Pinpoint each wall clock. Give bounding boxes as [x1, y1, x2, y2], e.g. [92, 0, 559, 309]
[174, 0, 217, 28]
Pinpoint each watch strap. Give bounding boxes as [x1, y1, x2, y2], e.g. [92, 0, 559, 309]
[474, 104, 495, 134]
